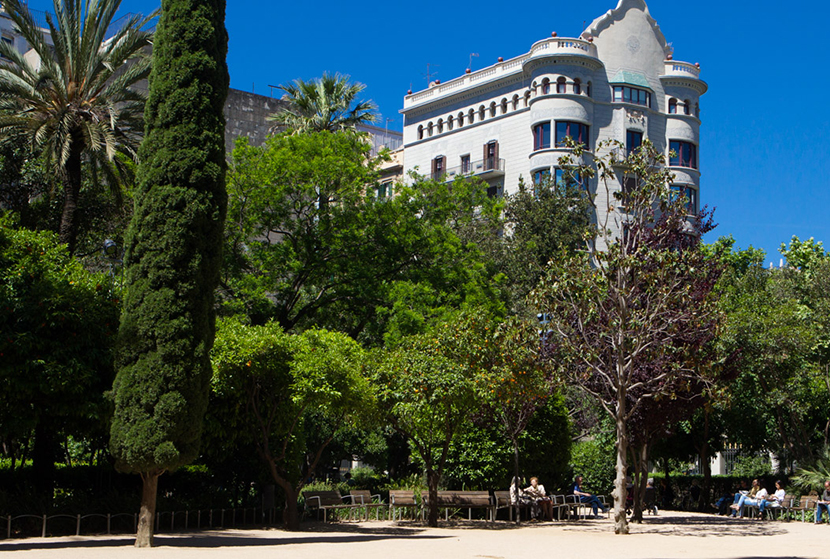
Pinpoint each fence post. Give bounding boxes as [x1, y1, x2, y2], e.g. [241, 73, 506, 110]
[220, 509, 224, 527]
[41, 514, 46, 538]
[232, 508, 235, 527]
[76, 514, 81, 536]
[107, 514, 111, 535]
[171, 511, 175, 531]
[185, 511, 188, 530]
[209, 509, 213, 528]
[133, 513, 137, 534]
[7, 515, 11, 539]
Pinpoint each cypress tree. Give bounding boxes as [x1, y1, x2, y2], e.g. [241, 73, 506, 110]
[109, 0, 228, 548]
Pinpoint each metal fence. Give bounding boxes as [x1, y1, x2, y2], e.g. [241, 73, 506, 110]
[3, 507, 274, 540]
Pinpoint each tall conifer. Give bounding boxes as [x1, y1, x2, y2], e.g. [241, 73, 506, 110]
[109, 0, 228, 547]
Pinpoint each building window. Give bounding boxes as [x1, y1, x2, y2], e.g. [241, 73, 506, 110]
[512, 95, 519, 110]
[377, 181, 393, 199]
[668, 98, 677, 114]
[533, 168, 551, 187]
[555, 167, 583, 193]
[556, 77, 567, 94]
[461, 154, 471, 174]
[447, 116, 454, 131]
[417, 125, 424, 140]
[683, 99, 691, 115]
[669, 140, 697, 169]
[524, 91, 531, 107]
[613, 85, 651, 108]
[437, 119, 443, 133]
[695, 103, 700, 117]
[479, 105, 485, 121]
[501, 98, 508, 114]
[457, 111, 464, 127]
[671, 185, 698, 214]
[626, 130, 643, 156]
[555, 121, 589, 148]
[541, 79, 550, 94]
[427, 122, 434, 137]
[587, 81, 592, 97]
[489, 102, 497, 117]
[533, 122, 551, 151]
[468, 109, 475, 124]
[573, 79, 581, 95]
[483, 141, 499, 171]
[432, 156, 446, 180]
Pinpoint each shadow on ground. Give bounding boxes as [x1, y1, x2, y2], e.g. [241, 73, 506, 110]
[0, 524, 448, 551]
[558, 514, 792, 538]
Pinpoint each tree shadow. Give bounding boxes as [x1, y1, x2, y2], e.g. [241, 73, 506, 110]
[618, 515, 790, 538]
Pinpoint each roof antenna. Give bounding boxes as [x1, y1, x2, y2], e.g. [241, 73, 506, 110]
[468, 53, 479, 72]
[423, 63, 439, 84]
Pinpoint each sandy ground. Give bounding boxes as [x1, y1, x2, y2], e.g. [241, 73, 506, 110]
[1, 510, 828, 559]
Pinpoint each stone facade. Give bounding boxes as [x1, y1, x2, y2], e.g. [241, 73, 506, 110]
[400, 0, 706, 239]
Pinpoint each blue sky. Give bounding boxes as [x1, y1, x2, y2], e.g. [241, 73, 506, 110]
[24, 0, 830, 263]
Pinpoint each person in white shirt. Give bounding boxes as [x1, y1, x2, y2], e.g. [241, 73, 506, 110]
[758, 480, 786, 519]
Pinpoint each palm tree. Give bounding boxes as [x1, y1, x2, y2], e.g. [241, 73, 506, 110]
[0, 0, 155, 254]
[269, 72, 377, 133]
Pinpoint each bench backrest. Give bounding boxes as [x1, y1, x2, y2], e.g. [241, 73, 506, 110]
[390, 490, 418, 506]
[349, 489, 376, 505]
[427, 490, 492, 506]
[798, 496, 817, 509]
[493, 490, 511, 506]
[303, 490, 343, 508]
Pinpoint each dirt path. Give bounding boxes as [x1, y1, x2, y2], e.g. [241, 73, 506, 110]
[1, 511, 827, 559]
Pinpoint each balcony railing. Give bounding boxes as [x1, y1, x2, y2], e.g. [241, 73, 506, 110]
[432, 157, 505, 181]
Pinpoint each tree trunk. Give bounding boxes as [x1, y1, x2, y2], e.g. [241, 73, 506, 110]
[511, 435, 521, 523]
[699, 408, 712, 512]
[58, 145, 83, 255]
[136, 472, 160, 548]
[427, 469, 440, 527]
[282, 486, 300, 531]
[613, 413, 629, 534]
[630, 443, 648, 523]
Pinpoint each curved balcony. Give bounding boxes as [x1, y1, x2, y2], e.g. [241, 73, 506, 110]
[660, 60, 708, 94]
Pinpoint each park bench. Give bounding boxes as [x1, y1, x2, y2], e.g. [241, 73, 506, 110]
[790, 495, 818, 522]
[421, 490, 495, 521]
[303, 490, 362, 522]
[389, 490, 420, 521]
[349, 489, 386, 521]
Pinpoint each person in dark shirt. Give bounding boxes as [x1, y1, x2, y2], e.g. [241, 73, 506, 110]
[570, 475, 608, 518]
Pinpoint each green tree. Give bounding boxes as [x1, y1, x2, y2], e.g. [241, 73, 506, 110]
[268, 72, 376, 133]
[495, 174, 592, 315]
[0, 0, 154, 254]
[223, 131, 505, 339]
[210, 319, 369, 530]
[532, 140, 723, 534]
[0, 219, 118, 491]
[109, 0, 228, 547]
[371, 311, 484, 527]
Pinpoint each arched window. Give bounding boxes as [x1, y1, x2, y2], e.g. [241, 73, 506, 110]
[573, 79, 581, 95]
[668, 98, 678, 114]
[447, 115, 454, 130]
[468, 108, 475, 124]
[501, 98, 508, 114]
[556, 77, 567, 94]
[512, 94, 520, 110]
[437, 118, 443, 133]
[683, 99, 691, 115]
[695, 103, 700, 117]
[542, 78, 551, 95]
[457, 111, 465, 127]
[587, 81, 592, 97]
[489, 102, 497, 117]
[427, 122, 433, 137]
[479, 105, 486, 121]
[524, 91, 531, 107]
[418, 125, 424, 140]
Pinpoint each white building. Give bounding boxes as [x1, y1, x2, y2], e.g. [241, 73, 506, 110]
[400, 0, 706, 233]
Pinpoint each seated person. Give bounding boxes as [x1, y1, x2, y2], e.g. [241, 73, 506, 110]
[758, 480, 786, 519]
[731, 479, 766, 518]
[522, 477, 553, 521]
[570, 475, 608, 518]
[816, 480, 830, 524]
